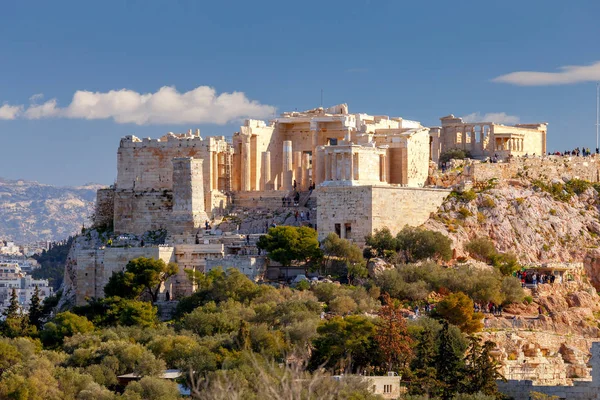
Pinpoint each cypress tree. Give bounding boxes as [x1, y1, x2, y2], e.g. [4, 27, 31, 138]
[434, 321, 465, 400]
[410, 327, 440, 396]
[4, 288, 20, 319]
[29, 285, 43, 329]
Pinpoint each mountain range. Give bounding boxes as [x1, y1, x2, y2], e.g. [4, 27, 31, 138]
[0, 177, 104, 244]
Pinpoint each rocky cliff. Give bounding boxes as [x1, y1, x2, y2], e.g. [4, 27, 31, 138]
[424, 178, 600, 264]
[0, 177, 103, 243]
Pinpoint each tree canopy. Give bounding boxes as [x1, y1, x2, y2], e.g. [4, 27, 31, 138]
[104, 257, 178, 303]
[257, 226, 322, 267]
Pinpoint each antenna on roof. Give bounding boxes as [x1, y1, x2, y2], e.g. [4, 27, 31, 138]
[596, 83, 599, 150]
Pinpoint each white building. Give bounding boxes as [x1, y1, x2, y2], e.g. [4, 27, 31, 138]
[0, 262, 53, 312]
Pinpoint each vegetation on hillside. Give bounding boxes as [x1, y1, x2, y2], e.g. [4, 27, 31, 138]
[0, 226, 520, 399]
[32, 236, 75, 290]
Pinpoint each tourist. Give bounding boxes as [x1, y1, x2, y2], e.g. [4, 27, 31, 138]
[294, 211, 299, 222]
[293, 179, 297, 190]
[300, 211, 305, 220]
[281, 197, 285, 207]
[246, 234, 250, 244]
[307, 211, 310, 220]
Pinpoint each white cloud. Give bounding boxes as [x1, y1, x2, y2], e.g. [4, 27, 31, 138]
[29, 93, 44, 102]
[0, 86, 276, 125]
[24, 98, 60, 119]
[0, 104, 22, 120]
[462, 112, 520, 125]
[493, 61, 600, 86]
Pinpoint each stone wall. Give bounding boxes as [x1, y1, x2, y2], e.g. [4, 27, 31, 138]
[497, 342, 600, 400]
[94, 188, 115, 228]
[113, 190, 173, 235]
[206, 255, 267, 281]
[316, 185, 450, 243]
[73, 246, 175, 306]
[472, 156, 600, 183]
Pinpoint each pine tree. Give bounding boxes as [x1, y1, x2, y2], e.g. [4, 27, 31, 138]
[4, 288, 20, 319]
[464, 338, 504, 396]
[410, 327, 439, 396]
[435, 321, 465, 400]
[28, 285, 43, 329]
[2, 288, 24, 337]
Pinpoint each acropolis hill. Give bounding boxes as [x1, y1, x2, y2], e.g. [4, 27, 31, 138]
[63, 103, 564, 308]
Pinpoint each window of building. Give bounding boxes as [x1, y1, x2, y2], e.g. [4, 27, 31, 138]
[344, 223, 352, 239]
[328, 138, 338, 146]
[384, 384, 392, 394]
[334, 223, 341, 237]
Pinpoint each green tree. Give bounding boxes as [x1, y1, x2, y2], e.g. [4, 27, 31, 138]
[321, 233, 364, 278]
[1, 288, 28, 338]
[409, 327, 439, 396]
[3, 288, 20, 319]
[257, 226, 322, 267]
[435, 322, 466, 400]
[41, 311, 95, 347]
[28, 285, 44, 329]
[310, 315, 379, 373]
[122, 376, 181, 400]
[464, 237, 497, 263]
[463, 337, 504, 396]
[105, 257, 178, 303]
[365, 228, 397, 257]
[433, 292, 483, 334]
[396, 226, 453, 263]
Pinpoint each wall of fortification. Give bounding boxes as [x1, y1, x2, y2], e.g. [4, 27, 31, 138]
[370, 186, 450, 234]
[113, 190, 173, 235]
[406, 130, 430, 186]
[206, 255, 267, 281]
[94, 188, 115, 228]
[472, 156, 600, 183]
[74, 246, 175, 305]
[316, 186, 450, 243]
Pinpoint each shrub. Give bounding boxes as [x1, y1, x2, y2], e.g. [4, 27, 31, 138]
[450, 189, 477, 203]
[440, 149, 472, 164]
[480, 196, 496, 208]
[458, 207, 473, 219]
[432, 292, 483, 333]
[524, 295, 533, 305]
[565, 178, 591, 195]
[464, 237, 496, 263]
[396, 226, 453, 263]
[549, 209, 557, 216]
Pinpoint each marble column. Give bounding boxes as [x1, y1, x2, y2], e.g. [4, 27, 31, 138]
[282, 141, 293, 190]
[241, 137, 251, 191]
[348, 152, 354, 180]
[261, 151, 271, 191]
[332, 152, 338, 180]
[325, 153, 331, 181]
[302, 153, 310, 188]
[293, 151, 302, 188]
[212, 152, 219, 191]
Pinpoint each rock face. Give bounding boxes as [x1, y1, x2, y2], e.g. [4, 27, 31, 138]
[367, 257, 393, 278]
[0, 177, 103, 243]
[482, 277, 600, 385]
[424, 180, 600, 264]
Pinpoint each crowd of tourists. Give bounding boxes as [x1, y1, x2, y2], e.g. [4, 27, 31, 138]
[515, 270, 557, 286]
[550, 147, 598, 157]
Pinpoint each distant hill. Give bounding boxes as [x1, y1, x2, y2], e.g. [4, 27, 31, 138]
[0, 177, 104, 243]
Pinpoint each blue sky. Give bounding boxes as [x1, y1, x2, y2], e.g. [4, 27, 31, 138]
[1, 0, 600, 186]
